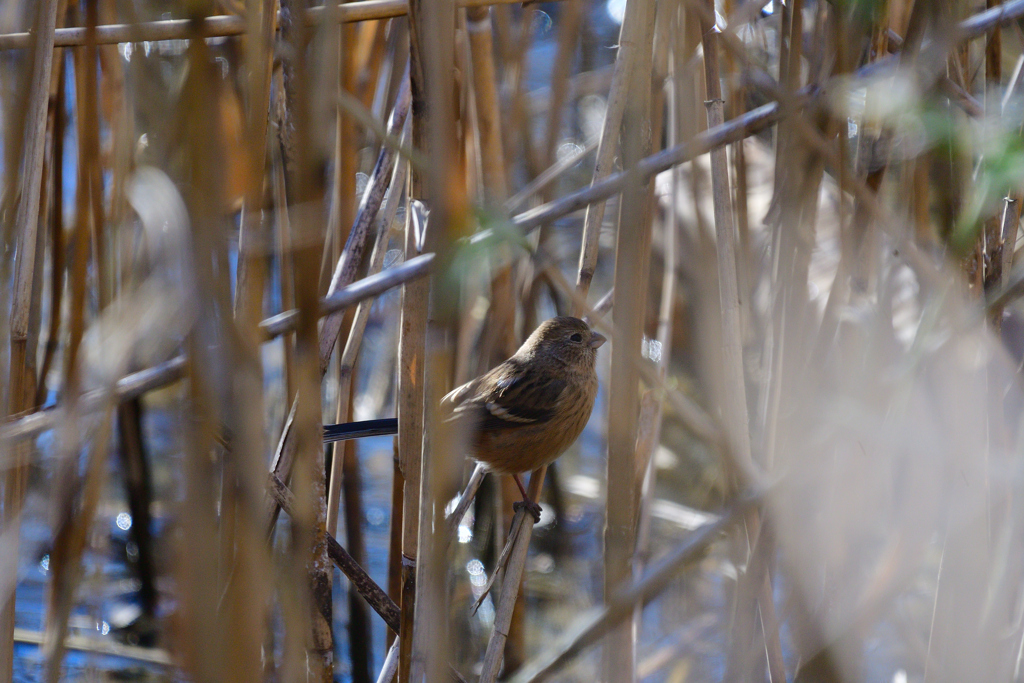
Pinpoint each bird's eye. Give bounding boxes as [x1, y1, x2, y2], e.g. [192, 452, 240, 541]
[570, 333, 583, 342]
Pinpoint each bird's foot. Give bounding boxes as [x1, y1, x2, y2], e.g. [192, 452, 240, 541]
[513, 499, 542, 523]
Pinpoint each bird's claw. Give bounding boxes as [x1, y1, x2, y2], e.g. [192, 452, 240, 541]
[513, 499, 542, 523]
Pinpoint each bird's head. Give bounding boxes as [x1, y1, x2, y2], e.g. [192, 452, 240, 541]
[520, 316, 607, 368]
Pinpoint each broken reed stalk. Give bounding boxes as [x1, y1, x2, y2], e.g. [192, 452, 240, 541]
[603, 0, 656, 676]
[445, 462, 487, 540]
[320, 72, 411, 374]
[376, 637, 401, 683]
[573, 0, 651, 309]
[479, 468, 546, 683]
[0, 1, 60, 678]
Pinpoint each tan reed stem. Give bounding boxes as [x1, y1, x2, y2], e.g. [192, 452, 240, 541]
[396, 209, 428, 682]
[507, 498, 756, 683]
[233, 0, 277, 326]
[466, 5, 509, 205]
[0, 0, 566, 49]
[478, 468, 546, 683]
[698, 0, 753, 482]
[603, 0, 657, 677]
[0, 1, 61, 677]
[327, 143, 409, 534]
[572, 0, 653, 310]
[408, 0, 467, 675]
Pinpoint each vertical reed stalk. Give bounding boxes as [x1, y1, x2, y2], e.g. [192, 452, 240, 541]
[328, 142, 409, 536]
[396, 211, 428, 681]
[573, 0, 654, 308]
[399, 3, 431, 677]
[466, 5, 508, 205]
[603, 0, 656, 678]
[540, 0, 582, 172]
[234, 0, 277, 324]
[697, 0, 753, 481]
[326, 149, 407, 680]
[479, 470, 545, 683]
[408, 0, 467, 677]
[0, 1, 60, 678]
[277, 0, 335, 677]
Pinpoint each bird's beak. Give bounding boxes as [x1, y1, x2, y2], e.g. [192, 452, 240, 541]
[589, 332, 607, 348]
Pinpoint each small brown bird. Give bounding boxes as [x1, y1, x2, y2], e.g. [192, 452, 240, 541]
[441, 316, 606, 521]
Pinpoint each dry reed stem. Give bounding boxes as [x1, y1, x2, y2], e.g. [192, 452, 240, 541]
[326, 142, 409, 535]
[376, 637, 401, 683]
[507, 92, 808, 235]
[0, 257, 432, 450]
[0, 3, 61, 674]
[323, 0, 358, 304]
[264, 73, 411, 545]
[505, 139, 596, 213]
[35, 62, 66, 408]
[0, 0, 567, 49]
[396, 194, 429, 683]
[540, 0, 582, 172]
[698, 0, 753, 482]
[572, 0, 651, 310]
[466, 4, 509, 205]
[233, 0, 278, 325]
[12, 628, 171, 665]
[400, 0, 431, 677]
[269, 473, 401, 633]
[409, 0, 468, 674]
[271, 109, 299, 403]
[44, 408, 116, 683]
[635, 0, 680, 562]
[276, 0, 336, 675]
[603, 0, 656, 675]
[508, 496, 758, 683]
[444, 461, 487, 540]
[217, 2, 280, 675]
[320, 72, 411, 374]
[386, 436, 404, 652]
[479, 468, 545, 683]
